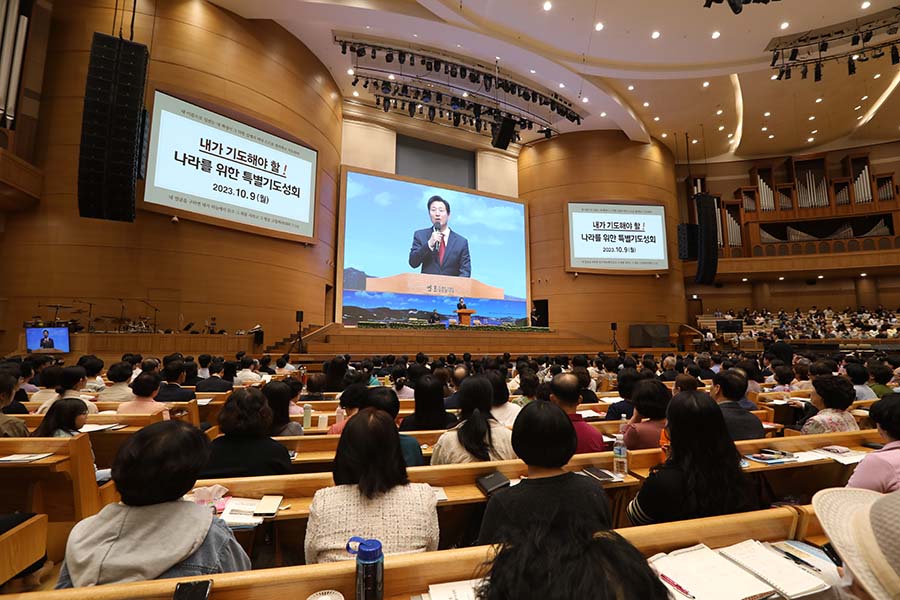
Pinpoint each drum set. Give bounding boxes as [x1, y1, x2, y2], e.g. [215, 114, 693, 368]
[23, 301, 158, 333]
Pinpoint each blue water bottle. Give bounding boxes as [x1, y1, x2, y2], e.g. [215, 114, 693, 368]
[346, 537, 383, 600]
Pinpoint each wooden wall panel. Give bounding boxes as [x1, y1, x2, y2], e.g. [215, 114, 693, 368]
[519, 131, 686, 342]
[0, 0, 343, 354]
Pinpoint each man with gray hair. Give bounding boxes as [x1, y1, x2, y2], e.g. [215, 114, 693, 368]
[659, 356, 679, 382]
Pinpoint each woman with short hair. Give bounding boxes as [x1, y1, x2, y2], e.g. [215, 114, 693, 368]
[623, 379, 670, 450]
[200, 388, 292, 478]
[36, 366, 98, 414]
[56, 420, 250, 587]
[304, 408, 439, 563]
[263, 381, 303, 436]
[800, 375, 860, 435]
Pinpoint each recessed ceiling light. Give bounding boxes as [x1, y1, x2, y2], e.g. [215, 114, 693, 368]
[874, 73, 882, 79]
[365, 25, 371, 29]
[582, 97, 589, 103]
[651, 31, 661, 39]
[347, 68, 354, 75]
[855, 105, 862, 111]
[456, 44, 462, 48]
[352, 90, 359, 97]
[661, 133, 668, 138]
[462, 91, 468, 97]
[702, 81, 710, 88]
[742, 277, 748, 282]
[807, 137, 815, 142]
[860, 272, 868, 277]
[770, 74, 778, 80]
[778, 276, 785, 281]
[718, 125, 725, 131]
[858, 115, 864, 120]
[388, 74, 395, 80]
[412, 34, 418, 37]
[600, 112, 607, 117]
[643, 101, 650, 107]
[817, 275, 824, 279]
[862, 1, 871, 8]
[861, 95, 869, 101]
[808, 115, 816, 120]
[628, 85, 635, 91]
[692, 139, 698, 144]
[543, 1, 552, 10]
[595, 22, 604, 31]
[654, 116, 660, 121]
[811, 129, 818, 134]
[780, 21, 790, 30]
[727, 133, 734, 138]
[495, 56, 501, 61]
[530, 69, 536, 74]
[712, 31, 721, 39]
[716, 109, 724, 115]
[559, 83, 565, 88]
[815, 98, 823, 103]
[764, 111, 771, 117]
[761, 126, 768, 131]
[852, 54, 860, 60]
[768, 134, 775, 139]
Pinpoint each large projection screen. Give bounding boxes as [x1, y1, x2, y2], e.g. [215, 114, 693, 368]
[143, 91, 318, 241]
[566, 202, 669, 273]
[338, 168, 530, 326]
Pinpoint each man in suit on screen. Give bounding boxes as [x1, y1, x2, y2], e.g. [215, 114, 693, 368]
[409, 195, 471, 278]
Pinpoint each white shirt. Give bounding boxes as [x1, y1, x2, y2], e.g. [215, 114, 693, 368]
[491, 402, 522, 428]
[234, 369, 262, 385]
[197, 367, 210, 379]
[431, 421, 516, 465]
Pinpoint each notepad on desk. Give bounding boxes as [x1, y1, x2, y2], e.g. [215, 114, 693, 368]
[650, 544, 776, 600]
[0, 453, 53, 463]
[79, 423, 120, 433]
[220, 497, 263, 528]
[196, 398, 213, 406]
[576, 409, 604, 420]
[421, 578, 481, 600]
[720, 540, 831, 599]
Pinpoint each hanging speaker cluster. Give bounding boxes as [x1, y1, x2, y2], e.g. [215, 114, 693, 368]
[694, 193, 719, 284]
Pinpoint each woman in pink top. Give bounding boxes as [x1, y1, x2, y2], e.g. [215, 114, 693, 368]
[117, 372, 170, 420]
[623, 380, 670, 450]
[847, 394, 900, 493]
[326, 383, 367, 435]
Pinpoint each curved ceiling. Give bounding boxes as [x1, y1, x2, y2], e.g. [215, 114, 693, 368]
[209, 0, 900, 160]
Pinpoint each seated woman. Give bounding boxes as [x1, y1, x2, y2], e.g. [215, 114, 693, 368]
[390, 366, 415, 400]
[800, 375, 860, 435]
[485, 370, 521, 428]
[431, 377, 516, 465]
[36, 366, 98, 414]
[476, 518, 667, 600]
[327, 383, 368, 435]
[28, 365, 63, 407]
[301, 373, 326, 402]
[284, 378, 304, 416]
[117, 373, 170, 419]
[33, 398, 110, 482]
[304, 408, 439, 563]
[56, 420, 250, 587]
[627, 390, 758, 525]
[399, 374, 457, 431]
[96, 362, 135, 402]
[846, 394, 900, 493]
[770, 365, 795, 392]
[0, 373, 27, 437]
[477, 401, 610, 545]
[263, 381, 303, 436]
[622, 379, 670, 450]
[200, 388, 292, 478]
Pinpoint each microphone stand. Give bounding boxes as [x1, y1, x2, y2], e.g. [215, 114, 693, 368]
[140, 299, 161, 333]
[117, 299, 126, 333]
[72, 299, 96, 333]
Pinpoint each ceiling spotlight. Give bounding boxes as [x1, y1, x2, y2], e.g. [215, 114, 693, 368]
[852, 33, 861, 46]
[351, 76, 359, 86]
[789, 48, 799, 61]
[661, 133, 668, 138]
[764, 111, 771, 117]
[819, 41, 829, 53]
[814, 62, 823, 82]
[761, 126, 768, 131]
[770, 51, 780, 67]
[643, 101, 650, 107]
[712, 31, 721, 39]
[862, 30, 873, 43]
[543, 0, 552, 10]
[875, 73, 882, 79]
[817, 275, 824, 279]
[347, 68, 354, 75]
[807, 137, 814, 142]
[815, 98, 823, 103]
[388, 74, 395, 80]
[341, 42, 348, 55]
[529, 69, 536, 74]
[600, 112, 607, 117]
[862, 95, 869, 100]
[692, 139, 698, 144]
[582, 97, 589, 103]
[801, 64, 808, 79]
[770, 74, 778, 80]
[352, 90, 359, 97]
[654, 116, 660, 121]
[595, 22, 604, 31]
[768, 134, 775, 139]
[860, 272, 868, 277]
[741, 278, 748, 282]
[848, 56, 857, 75]
[702, 81, 710, 88]
[356, 46, 366, 58]
[778, 276, 785, 281]
[371, 48, 376, 59]
[862, 1, 871, 8]
[809, 115, 816, 120]
[716, 109, 724, 115]
[852, 54, 860, 61]
[462, 91, 469, 98]
[855, 105, 862, 111]
[651, 31, 661, 40]
[718, 125, 725, 131]
[628, 84, 635, 91]
[727, 133, 734, 138]
[385, 51, 394, 63]
[780, 22, 789, 30]
[892, 45, 900, 65]
[811, 129, 818, 134]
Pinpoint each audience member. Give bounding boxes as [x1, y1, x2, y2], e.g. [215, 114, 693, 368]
[846, 394, 900, 493]
[323, 356, 348, 392]
[868, 362, 894, 398]
[77, 356, 106, 393]
[673, 373, 700, 394]
[432, 376, 515, 464]
[801, 375, 860, 435]
[326, 383, 368, 435]
[390, 366, 415, 399]
[258, 355, 276, 376]
[0, 363, 29, 414]
[444, 365, 469, 409]
[627, 391, 758, 525]
[221, 361, 238, 383]
[658, 356, 679, 382]
[512, 370, 539, 407]
[399, 374, 457, 431]
[37, 366, 98, 414]
[29, 365, 62, 407]
[197, 354, 212, 379]
[485, 370, 521, 427]
[771, 365, 795, 392]
[0, 373, 28, 437]
[304, 408, 438, 564]
[847, 363, 878, 401]
[263, 381, 303, 436]
[201, 388, 292, 478]
[477, 401, 611, 545]
[604, 368, 643, 420]
[195, 361, 233, 392]
[182, 361, 200, 387]
[117, 373, 170, 419]
[301, 373, 326, 401]
[234, 357, 262, 386]
[363, 387, 424, 467]
[97, 362, 135, 402]
[623, 379, 670, 450]
[711, 370, 765, 441]
[154, 361, 196, 402]
[549, 372, 607, 454]
[56, 421, 250, 587]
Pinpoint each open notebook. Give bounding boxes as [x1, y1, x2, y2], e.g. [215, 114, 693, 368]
[651, 541, 830, 600]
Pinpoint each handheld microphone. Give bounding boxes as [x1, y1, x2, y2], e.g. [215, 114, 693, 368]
[433, 222, 441, 252]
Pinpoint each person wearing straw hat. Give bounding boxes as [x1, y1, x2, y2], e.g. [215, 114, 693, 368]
[812, 488, 900, 600]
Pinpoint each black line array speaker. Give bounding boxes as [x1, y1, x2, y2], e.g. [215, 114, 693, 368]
[677, 223, 699, 260]
[694, 193, 719, 285]
[491, 116, 517, 150]
[296, 310, 304, 323]
[78, 32, 149, 222]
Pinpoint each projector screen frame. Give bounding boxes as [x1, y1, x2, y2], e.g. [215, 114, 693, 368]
[336, 166, 532, 325]
[139, 88, 320, 244]
[564, 200, 669, 275]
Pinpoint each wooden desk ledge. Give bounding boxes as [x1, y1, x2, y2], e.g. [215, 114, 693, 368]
[0, 514, 48, 586]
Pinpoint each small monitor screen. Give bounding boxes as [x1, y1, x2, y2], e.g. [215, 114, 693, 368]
[25, 327, 70, 352]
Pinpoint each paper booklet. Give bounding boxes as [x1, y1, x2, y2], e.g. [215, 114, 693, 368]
[220, 497, 263, 527]
[0, 453, 53, 463]
[719, 540, 831, 599]
[422, 579, 481, 600]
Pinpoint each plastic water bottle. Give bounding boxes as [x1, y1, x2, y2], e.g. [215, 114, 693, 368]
[613, 434, 628, 477]
[303, 403, 313, 429]
[347, 537, 383, 600]
[336, 406, 346, 424]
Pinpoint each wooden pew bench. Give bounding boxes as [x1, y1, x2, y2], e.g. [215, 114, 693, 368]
[0, 514, 48, 586]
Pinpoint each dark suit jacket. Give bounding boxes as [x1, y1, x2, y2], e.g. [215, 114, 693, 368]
[409, 228, 471, 277]
[200, 435, 292, 479]
[718, 401, 765, 441]
[195, 376, 233, 393]
[155, 382, 196, 402]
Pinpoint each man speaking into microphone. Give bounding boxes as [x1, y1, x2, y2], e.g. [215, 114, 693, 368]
[409, 195, 471, 277]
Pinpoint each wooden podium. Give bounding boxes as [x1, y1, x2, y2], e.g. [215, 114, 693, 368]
[456, 309, 476, 326]
[365, 273, 504, 299]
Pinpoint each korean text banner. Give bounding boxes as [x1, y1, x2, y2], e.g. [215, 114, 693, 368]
[567, 202, 668, 270]
[144, 91, 317, 238]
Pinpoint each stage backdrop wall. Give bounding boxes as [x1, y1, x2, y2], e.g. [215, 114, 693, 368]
[0, 0, 342, 353]
[519, 130, 686, 343]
